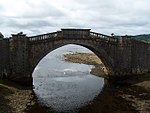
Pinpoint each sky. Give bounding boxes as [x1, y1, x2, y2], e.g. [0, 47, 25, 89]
[0, 0, 150, 37]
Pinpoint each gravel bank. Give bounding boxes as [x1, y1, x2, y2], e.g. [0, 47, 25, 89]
[64, 53, 107, 76]
[0, 80, 34, 113]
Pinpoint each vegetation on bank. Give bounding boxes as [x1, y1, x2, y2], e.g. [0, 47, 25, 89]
[64, 53, 101, 65]
[0, 32, 4, 39]
[131, 34, 150, 43]
[114, 34, 150, 43]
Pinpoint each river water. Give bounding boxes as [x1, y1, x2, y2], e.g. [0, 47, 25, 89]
[33, 44, 104, 112]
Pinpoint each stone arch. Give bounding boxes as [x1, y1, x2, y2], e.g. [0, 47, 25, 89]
[29, 41, 114, 76]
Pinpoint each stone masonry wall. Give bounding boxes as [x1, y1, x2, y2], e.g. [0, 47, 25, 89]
[131, 39, 150, 74]
[9, 34, 31, 85]
[0, 39, 9, 78]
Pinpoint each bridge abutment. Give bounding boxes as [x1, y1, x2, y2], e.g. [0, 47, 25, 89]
[8, 33, 32, 86]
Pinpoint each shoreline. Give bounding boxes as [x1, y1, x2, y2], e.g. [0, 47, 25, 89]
[63, 53, 107, 77]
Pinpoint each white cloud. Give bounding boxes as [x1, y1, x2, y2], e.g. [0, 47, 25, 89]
[0, 0, 150, 37]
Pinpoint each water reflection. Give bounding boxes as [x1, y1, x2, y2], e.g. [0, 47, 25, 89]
[33, 44, 104, 112]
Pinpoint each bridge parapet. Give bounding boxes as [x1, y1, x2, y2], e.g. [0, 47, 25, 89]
[90, 32, 118, 43]
[29, 31, 60, 42]
[61, 29, 90, 38]
[28, 29, 119, 44]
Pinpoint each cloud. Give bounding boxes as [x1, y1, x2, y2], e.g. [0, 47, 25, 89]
[5, 19, 54, 29]
[0, 0, 150, 37]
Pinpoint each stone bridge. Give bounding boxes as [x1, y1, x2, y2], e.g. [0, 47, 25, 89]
[0, 29, 150, 85]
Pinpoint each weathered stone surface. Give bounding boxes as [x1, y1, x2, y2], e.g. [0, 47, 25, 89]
[0, 29, 150, 85]
[0, 39, 9, 78]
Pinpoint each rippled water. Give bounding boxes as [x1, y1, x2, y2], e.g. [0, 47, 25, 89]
[33, 44, 104, 112]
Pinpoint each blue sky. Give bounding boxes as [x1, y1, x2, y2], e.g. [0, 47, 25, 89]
[0, 0, 150, 37]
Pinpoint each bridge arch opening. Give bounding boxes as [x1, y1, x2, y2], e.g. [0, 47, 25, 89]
[32, 44, 108, 79]
[32, 44, 105, 112]
[30, 42, 113, 79]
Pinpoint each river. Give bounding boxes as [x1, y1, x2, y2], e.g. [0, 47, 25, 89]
[31, 44, 150, 113]
[33, 44, 104, 112]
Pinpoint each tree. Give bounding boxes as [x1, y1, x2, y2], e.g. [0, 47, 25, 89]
[0, 32, 4, 39]
[111, 33, 114, 37]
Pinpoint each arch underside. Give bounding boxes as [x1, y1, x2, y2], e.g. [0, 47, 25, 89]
[29, 39, 114, 75]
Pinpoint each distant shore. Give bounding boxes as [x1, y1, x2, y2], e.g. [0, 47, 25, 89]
[64, 52, 107, 77]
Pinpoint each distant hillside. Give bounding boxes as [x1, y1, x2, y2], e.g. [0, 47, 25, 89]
[131, 34, 150, 43]
[113, 34, 150, 43]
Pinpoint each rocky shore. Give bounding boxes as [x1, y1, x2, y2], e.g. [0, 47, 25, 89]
[0, 80, 34, 113]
